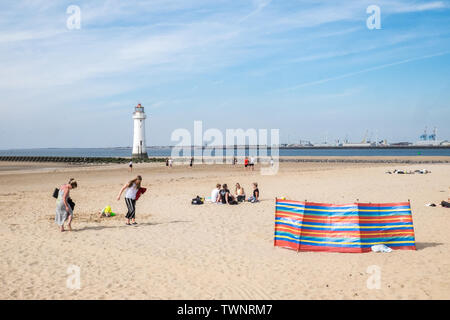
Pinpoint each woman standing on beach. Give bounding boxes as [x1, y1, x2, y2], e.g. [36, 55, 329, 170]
[55, 178, 77, 232]
[117, 175, 143, 225]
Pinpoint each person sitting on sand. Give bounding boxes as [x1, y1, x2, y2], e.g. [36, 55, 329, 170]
[247, 182, 259, 203]
[219, 184, 231, 204]
[211, 184, 221, 203]
[55, 178, 77, 232]
[117, 175, 143, 225]
[235, 183, 246, 202]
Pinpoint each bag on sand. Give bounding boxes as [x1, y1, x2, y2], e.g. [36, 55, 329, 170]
[191, 196, 204, 205]
[52, 188, 59, 198]
[371, 244, 392, 253]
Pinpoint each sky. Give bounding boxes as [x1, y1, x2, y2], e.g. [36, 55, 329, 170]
[0, 0, 449, 148]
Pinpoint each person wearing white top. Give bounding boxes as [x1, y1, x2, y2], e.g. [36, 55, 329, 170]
[249, 156, 255, 171]
[211, 184, 221, 203]
[117, 175, 142, 225]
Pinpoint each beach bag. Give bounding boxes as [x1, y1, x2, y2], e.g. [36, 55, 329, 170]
[68, 198, 75, 211]
[135, 187, 147, 201]
[191, 196, 204, 205]
[52, 188, 59, 198]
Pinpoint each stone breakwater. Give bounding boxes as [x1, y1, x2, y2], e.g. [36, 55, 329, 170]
[0, 156, 165, 164]
[0, 156, 449, 164]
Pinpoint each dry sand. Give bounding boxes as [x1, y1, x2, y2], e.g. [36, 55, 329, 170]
[0, 159, 449, 299]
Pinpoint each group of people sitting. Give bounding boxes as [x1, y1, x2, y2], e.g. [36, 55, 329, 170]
[210, 182, 259, 204]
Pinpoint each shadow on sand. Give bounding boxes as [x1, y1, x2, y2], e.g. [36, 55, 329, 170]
[72, 220, 191, 232]
[415, 242, 444, 250]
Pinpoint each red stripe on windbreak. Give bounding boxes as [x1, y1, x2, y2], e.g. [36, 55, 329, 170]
[357, 202, 410, 207]
[298, 244, 368, 253]
[274, 241, 417, 253]
[297, 244, 416, 253]
[309, 233, 414, 239]
[304, 202, 356, 207]
[274, 240, 298, 251]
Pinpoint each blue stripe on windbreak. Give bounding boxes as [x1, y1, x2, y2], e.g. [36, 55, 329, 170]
[297, 235, 416, 244]
[275, 221, 414, 232]
[275, 231, 300, 238]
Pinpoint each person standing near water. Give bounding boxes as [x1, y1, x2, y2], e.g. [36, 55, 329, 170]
[129, 160, 133, 172]
[55, 178, 78, 232]
[117, 175, 143, 225]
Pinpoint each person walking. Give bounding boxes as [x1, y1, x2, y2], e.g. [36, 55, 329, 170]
[117, 175, 143, 225]
[249, 156, 255, 171]
[55, 178, 78, 232]
[129, 160, 133, 172]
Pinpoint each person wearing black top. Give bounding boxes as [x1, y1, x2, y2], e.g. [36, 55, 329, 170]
[219, 184, 230, 204]
[248, 182, 259, 203]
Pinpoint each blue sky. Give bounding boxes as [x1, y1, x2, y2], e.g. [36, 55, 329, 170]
[0, 0, 449, 148]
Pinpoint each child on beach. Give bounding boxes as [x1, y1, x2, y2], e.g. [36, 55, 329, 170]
[55, 178, 78, 232]
[117, 175, 144, 225]
[247, 183, 259, 203]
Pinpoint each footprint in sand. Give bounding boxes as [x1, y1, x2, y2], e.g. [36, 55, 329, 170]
[220, 281, 272, 300]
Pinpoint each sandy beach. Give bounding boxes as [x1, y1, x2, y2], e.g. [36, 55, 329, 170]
[0, 159, 449, 299]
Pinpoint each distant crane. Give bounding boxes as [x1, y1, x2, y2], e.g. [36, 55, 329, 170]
[420, 127, 428, 141]
[428, 127, 437, 141]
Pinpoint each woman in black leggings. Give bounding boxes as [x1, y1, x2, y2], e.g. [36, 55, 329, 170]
[117, 175, 143, 225]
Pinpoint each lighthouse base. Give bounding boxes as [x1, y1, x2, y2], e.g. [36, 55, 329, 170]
[132, 153, 148, 159]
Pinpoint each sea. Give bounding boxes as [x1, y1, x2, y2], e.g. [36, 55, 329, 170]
[0, 147, 449, 158]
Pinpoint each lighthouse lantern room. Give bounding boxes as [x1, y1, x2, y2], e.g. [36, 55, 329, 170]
[132, 103, 148, 159]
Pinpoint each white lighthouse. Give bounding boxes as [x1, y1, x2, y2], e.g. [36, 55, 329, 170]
[132, 103, 148, 158]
